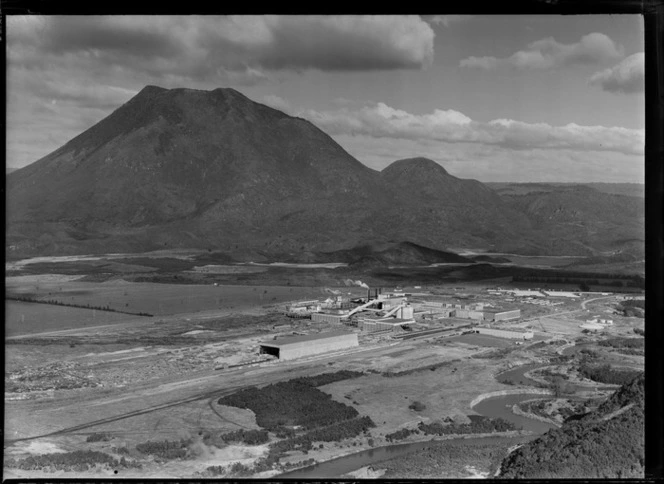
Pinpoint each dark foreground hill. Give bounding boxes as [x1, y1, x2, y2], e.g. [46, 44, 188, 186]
[6, 86, 644, 262]
[499, 373, 645, 478]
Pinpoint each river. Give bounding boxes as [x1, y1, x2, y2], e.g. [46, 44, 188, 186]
[278, 390, 555, 478]
[278, 356, 614, 478]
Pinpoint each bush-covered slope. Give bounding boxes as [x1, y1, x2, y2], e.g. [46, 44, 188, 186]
[499, 373, 645, 478]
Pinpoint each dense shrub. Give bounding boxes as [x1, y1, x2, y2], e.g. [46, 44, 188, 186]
[135, 439, 189, 460]
[621, 299, 645, 309]
[86, 433, 112, 442]
[218, 429, 269, 446]
[408, 401, 427, 412]
[386, 427, 417, 442]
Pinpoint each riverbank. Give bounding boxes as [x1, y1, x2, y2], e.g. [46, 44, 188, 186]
[511, 400, 561, 427]
[470, 388, 554, 409]
[277, 431, 533, 478]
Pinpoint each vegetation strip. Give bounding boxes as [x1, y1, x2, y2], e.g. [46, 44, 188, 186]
[6, 295, 153, 317]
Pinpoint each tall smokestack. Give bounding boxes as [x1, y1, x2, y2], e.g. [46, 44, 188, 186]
[367, 288, 371, 301]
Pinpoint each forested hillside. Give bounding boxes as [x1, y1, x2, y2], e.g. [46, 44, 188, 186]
[499, 373, 645, 478]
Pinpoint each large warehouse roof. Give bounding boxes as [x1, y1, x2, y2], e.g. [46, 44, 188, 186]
[263, 330, 355, 347]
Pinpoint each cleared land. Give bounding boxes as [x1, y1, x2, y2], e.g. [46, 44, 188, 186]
[5, 301, 139, 337]
[4, 265, 645, 478]
[5, 277, 346, 324]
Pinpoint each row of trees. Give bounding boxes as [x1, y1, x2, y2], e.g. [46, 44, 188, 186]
[268, 416, 375, 458]
[598, 338, 644, 349]
[7, 295, 153, 317]
[204, 429, 269, 447]
[4, 450, 140, 472]
[418, 415, 519, 436]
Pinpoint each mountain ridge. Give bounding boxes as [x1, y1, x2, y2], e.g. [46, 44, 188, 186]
[6, 85, 644, 261]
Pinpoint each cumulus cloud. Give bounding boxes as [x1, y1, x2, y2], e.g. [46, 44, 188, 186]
[589, 52, 645, 94]
[289, 101, 644, 156]
[333, 134, 644, 183]
[9, 15, 434, 77]
[460, 33, 623, 70]
[6, 15, 435, 168]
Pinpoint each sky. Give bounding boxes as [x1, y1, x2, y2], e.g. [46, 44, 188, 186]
[6, 15, 645, 182]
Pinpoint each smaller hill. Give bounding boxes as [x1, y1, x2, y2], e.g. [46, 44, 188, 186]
[321, 242, 474, 268]
[499, 373, 644, 479]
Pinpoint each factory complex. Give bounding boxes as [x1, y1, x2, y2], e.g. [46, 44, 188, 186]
[253, 288, 541, 361]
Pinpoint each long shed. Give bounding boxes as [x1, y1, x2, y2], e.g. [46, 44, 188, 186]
[259, 330, 358, 360]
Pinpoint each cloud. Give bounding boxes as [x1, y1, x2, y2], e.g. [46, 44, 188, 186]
[262, 94, 294, 114]
[460, 33, 623, 70]
[589, 52, 645, 94]
[289, 100, 644, 156]
[333, 134, 644, 183]
[428, 15, 473, 27]
[9, 15, 435, 78]
[6, 15, 435, 168]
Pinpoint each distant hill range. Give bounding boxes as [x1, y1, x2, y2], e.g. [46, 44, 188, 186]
[499, 373, 644, 478]
[6, 86, 644, 263]
[487, 182, 645, 198]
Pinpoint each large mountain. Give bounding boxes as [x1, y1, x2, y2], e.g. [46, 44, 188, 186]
[5, 86, 643, 261]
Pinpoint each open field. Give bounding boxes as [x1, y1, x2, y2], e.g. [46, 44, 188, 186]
[5, 301, 140, 337]
[5, 278, 339, 320]
[447, 333, 515, 349]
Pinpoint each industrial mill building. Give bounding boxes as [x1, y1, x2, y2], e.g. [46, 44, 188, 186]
[259, 330, 358, 360]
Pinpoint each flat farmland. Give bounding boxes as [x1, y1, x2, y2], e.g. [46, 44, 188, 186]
[5, 301, 139, 337]
[5, 278, 329, 318]
[447, 333, 515, 348]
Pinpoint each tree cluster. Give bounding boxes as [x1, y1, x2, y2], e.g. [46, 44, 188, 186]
[577, 363, 641, 385]
[4, 450, 139, 472]
[499, 398, 644, 478]
[218, 380, 359, 431]
[386, 427, 419, 442]
[86, 432, 112, 443]
[598, 337, 644, 349]
[206, 429, 269, 446]
[417, 415, 519, 436]
[135, 439, 189, 460]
